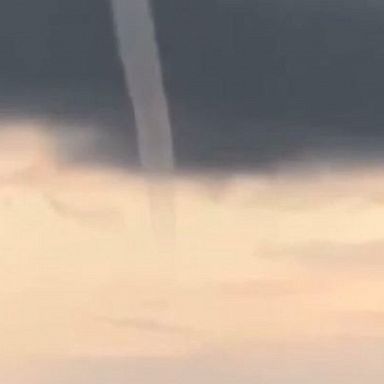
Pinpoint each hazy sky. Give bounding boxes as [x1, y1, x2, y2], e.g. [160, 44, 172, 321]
[1, 1, 384, 383]
[1, 123, 384, 383]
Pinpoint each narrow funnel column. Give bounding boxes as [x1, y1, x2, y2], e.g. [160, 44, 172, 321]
[110, 0, 174, 175]
[111, 0, 176, 275]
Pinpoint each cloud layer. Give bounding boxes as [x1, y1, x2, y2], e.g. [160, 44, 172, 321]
[1, 121, 384, 382]
[3, 0, 384, 169]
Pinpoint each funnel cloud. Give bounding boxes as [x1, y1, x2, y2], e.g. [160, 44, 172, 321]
[110, 0, 174, 174]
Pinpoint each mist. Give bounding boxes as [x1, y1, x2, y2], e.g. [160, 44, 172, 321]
[1, 121, 384, 383]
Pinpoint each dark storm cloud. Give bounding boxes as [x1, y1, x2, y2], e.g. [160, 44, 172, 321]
[1, 0, 384, 170]
[154, 0, 384, 169]
[0, 0, 138, 167]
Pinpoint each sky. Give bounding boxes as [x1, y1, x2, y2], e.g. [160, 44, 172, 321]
[1, 1, 384, 383]
[1, 0, 384, 169]
[1, 123, 384, 382]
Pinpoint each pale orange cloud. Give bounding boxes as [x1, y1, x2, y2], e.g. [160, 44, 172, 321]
[1, 121, 384, 382]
